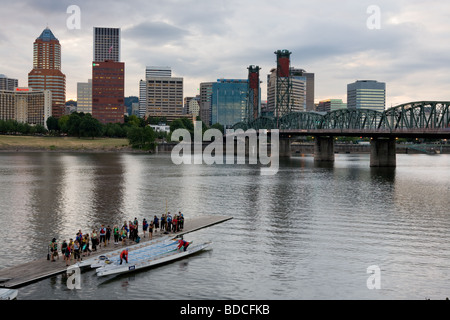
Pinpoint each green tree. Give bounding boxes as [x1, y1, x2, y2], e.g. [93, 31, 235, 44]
[127, 126, 156, 150]
[0, 120, 7, 134]
[79, 114, 103, 139]
[210, 123, 224, 134]
[67, 113, 82, 137]
[58, 115, 70, 133]
[125, 114, 141, 127]
[34, 124, 47, 135]
[46, 116, 59, 132]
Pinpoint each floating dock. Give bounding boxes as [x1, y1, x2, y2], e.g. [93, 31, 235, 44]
[0, 215, 232, 289]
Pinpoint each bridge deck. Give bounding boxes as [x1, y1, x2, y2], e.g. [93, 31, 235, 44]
[0, 215, 232, 289]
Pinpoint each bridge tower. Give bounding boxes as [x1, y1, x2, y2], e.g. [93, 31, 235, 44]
[247, 65, 261, 122]
[275, 49, 293, 128]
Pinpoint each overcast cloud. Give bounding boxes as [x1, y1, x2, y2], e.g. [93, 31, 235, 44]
[1, 0, 450, 108]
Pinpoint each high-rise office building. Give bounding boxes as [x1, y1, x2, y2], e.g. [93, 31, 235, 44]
[28, 27, 66, 118]
[267, 68, 307, 114]
[92, 60, 125, 124]
[77, 79, 92, 114]
[347, 80, 386, 112]
[146, 66, 171, 78]
[93, 27, 120, 62]
[199, 82, 214, 125]
[141, 66, 184, 122]
[139, 79, 147, 118]
[139, 66, 173, 118]
[0, 87, 52, 128]
[211, 79, 248, 127]
[184, 96, 200, 117]
[316, 99, 347, 113]
[291, 68, 315, 111]
[0, 75, 18, 91]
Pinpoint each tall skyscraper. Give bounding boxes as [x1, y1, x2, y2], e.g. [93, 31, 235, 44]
[91, 27, 124, 124]
[211, 79, 248, 127]
[139, 66, 173, 118]
[291, 68, 315, 111]
[347, 80, 386, 112]
[0, 75, 18, 91]
[92, 60, 125, 124]
[199, 82, 214, 125]
[267, 68, 306, 114]
[77, 79, 92, 114]
[139, 80, 147, 118]
[141, 66, 184, 122]
[28, 27, 66, 118]
[93, 27, 120, 62]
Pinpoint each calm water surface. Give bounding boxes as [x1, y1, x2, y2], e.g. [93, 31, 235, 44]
[0, 152, 449, 300]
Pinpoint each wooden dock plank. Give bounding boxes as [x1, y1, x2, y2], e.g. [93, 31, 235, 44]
[0, 215, 232, 288]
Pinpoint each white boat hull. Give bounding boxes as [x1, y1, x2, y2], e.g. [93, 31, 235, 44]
[96, 242, 211, 277]
[76, 236, 175, 268]
[0, 288, 18, 300]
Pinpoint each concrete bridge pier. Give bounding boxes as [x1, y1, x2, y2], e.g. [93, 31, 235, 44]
[279, 138, 291, 157]
[314, 136, 335, 162]
[370, 137, 396, 167]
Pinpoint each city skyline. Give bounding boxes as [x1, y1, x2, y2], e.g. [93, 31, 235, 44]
[1, 1, 450, 109]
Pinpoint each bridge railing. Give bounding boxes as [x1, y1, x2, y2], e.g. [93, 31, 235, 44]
[231, 101, 450, 132]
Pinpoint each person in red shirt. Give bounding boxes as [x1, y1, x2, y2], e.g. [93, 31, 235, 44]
[120, 249, 128, 265]
[177, 239, 190, 252]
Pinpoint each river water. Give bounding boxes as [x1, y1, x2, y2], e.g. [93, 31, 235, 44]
[0, 152, 449, 300]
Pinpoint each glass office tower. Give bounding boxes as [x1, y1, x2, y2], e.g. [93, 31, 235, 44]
[211, 79, 248, 127]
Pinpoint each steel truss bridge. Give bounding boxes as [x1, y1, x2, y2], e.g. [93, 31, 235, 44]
[232, 101, 450, 139]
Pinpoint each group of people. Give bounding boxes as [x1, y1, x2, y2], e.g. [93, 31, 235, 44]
[144, 211, 185, 239]
[48, 211, 185, 266]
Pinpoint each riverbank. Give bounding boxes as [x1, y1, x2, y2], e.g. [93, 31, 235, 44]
[0, 135, 138, 153]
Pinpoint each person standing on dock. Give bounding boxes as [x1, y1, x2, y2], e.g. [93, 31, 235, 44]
[106, 225, 112, 246]
[120, 249, 128, 265]
[167, 213, 172, 233]
[91, 229, 98, 251]
[49, 238, 59, 262]
[83, 234, 91, 257]
[160, 214, 165, 232]
[64, 241, 71, 266]
[153, 215, 159, 232]
[113, 225, 120, 244]
[99, 225, 106, 248]
[148, 221, 154, 240]
[129, 221, 135, 241]
[120, 227, 127, 245]
[61, 240, 67, 257]
[142, 218, 148, 238]
[73, 240, 81, 262]
[178, 211, 184, 230]
[68, 239, 74, 262]
[173, 215, 178, 232]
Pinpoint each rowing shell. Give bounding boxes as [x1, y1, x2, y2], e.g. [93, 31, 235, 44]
[96, 242, 211, 277]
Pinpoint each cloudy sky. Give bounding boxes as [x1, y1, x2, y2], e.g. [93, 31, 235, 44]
[1, 0, 450, 108]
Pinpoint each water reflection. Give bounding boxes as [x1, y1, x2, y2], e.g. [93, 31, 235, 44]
[0, 152, 449, 299]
